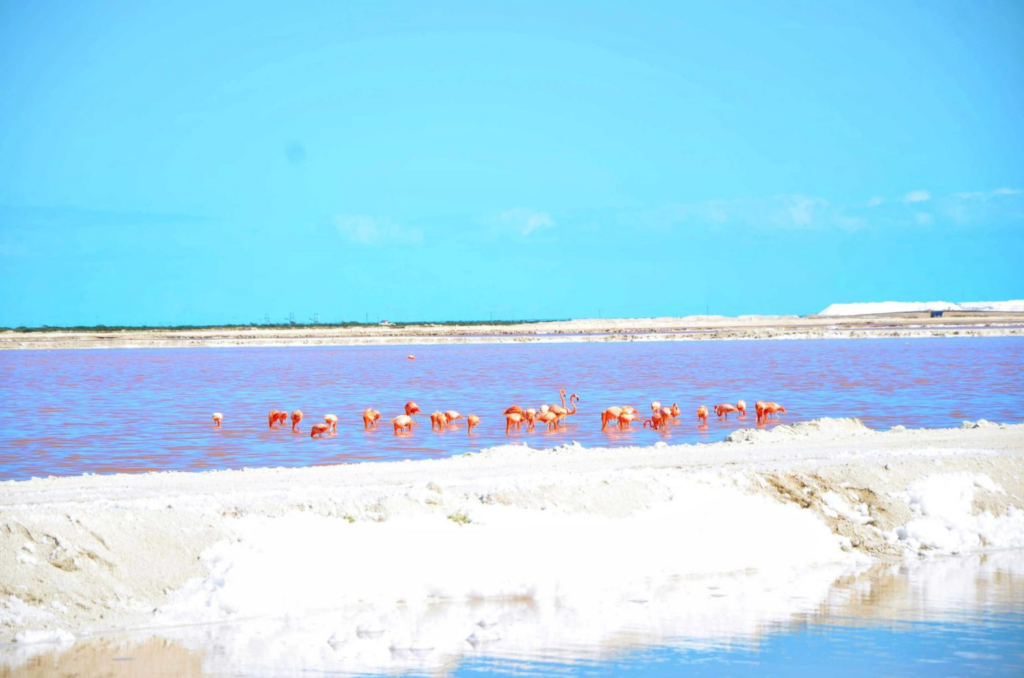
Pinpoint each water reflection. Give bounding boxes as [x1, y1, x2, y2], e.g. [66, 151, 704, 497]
[1, 338, 1022, 480]
[4, 552, 1023, 677]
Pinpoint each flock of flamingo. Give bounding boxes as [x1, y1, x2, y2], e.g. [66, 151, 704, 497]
[209, 389, 787, 438]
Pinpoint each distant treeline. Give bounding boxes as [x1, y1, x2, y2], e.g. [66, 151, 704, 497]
[1, 319, 565, 333]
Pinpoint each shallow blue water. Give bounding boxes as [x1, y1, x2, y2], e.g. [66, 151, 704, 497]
[1, 337, 1022, 480]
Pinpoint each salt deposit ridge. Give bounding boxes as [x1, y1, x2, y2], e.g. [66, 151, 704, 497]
[2, 418, 1023, 674]
[819, 300, 1024, 316]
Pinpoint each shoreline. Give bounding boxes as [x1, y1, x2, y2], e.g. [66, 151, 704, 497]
[3, 312, 1023, 350]
[2, 418, 1023, 647]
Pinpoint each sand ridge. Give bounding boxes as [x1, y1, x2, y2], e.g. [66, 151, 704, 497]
[2, 312, 1023, 350]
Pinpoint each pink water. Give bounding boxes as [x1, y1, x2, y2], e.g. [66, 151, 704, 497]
[1, 338, 1021, 481]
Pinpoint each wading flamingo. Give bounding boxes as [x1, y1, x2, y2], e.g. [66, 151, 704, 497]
[715, 404, 739, 420]
[670, 403, 681, 419]
[524, 408, 538, 430]
[764, 402, 786, 421]
[392, 414, 414, 435]
[697, 406, 709, 426]
[644, 411, 669, 430]
[310, 423, 330, 438]
[537, 410, 559, 431]
[405, 401, 421, 416]
[503, 405, 523, 416]
[363, 408, 381, 429]
[444, 411, 462, 426]
[430, 411, 446, 430]
[269, 410, 285, 428]
[618, 412, 641, 429]
[212, 413, 223, 427]
[755, 401, 768, 424]
[737, 400, 747, 417]
[550, 389, 579, 424]
[505, 412, 526, 435]
[651, 401, 661, 412]
[291, 410, 303, 432]
[407, 355, 415, 360]
[601, 407, 623, 431]
[466, 414, 480, 434]
[324, 414, 338, 434]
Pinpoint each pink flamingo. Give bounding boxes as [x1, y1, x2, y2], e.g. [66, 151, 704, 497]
[392, 414, 414, 435]
[715, 404, 739, 420]
[363, 408, 381, 429]
[212, 412, 223, 427]
[536, 410, 559, 431]
[291, 410, 303, 432]
[505, 412, 526, 435]
[430, 411, 446, 430]
[444, 411, 462, 426]
[697, 406, 709, 426]
[601, 407, 623, 431]
[466, 414, 480, 434]
[310, 423, 330, 438]
[324, 414, 338, 434]
[405, 401, 421, 417]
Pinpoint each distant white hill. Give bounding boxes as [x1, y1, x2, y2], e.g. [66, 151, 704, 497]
[818, 300, 1024, 316]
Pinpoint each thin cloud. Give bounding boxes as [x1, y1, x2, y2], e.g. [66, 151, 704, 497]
[496, 208, 555, 236]
[335, 215, 423, 246]
[867, 197, 885, 207]
[904, 190, 931, 203]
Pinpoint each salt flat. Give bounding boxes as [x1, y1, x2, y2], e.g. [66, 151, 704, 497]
[2, 418, 1023, 653]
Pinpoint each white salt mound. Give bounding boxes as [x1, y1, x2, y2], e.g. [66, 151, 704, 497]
[726, 417, 871, 443]
[818, 300, 1024, 316]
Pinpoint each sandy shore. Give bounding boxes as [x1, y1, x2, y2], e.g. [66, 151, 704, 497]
[3, 312, 1023, 350]
[2, 417, 1023, 651]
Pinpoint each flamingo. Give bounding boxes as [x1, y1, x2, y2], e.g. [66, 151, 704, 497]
[363, 408, 381, 429]
[310, 423, 330, 438]
[536, 410, 559, 431]
[550, 389, 579, 425]
[466, 414, 480, 434]
[715, 404, 739, 420]
[651, 401, 661, 412]
[503, 405, 523, 416]
[755, 401, 768, 425]
[407, 355, 415, 360]
[392, 414, 414, 435]
[324, 414, 338, 434]
[737, 400, 747, 417]
[269, 410, 284, 428]
[618, 412, 640, 429]
[212, 412, 223, 427]
[524, 408, 538, 430]
[644, 411, 669, 430]
[444, 411, 462, 426]
[764, 402, 786, 421]
[291, 410, 303, 432]
[405, 401, 421, 416]
[670, 403, 681, 419]
[430, 411, 446, 430]
[697, 406, 709, 426]
[505, 412, 526, 435]
[601, 407, 623, 431]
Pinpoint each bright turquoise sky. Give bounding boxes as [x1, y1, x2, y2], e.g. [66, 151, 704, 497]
[1, 1, 1021, 326]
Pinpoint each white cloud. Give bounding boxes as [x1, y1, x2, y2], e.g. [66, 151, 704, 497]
[335, 215, 423, 246]
[779, 195, 828, 228]
[904, 190, 931, 203]
[867, 197, 885, 207]
[497, 208, 554, 236]
[952, 187, 1022, 200]
[914, 212, 934, 225]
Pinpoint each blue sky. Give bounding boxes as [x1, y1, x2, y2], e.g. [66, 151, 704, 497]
[1, 1, 1021, 326]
